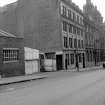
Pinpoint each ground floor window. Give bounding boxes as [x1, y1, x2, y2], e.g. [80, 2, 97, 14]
[71, 54, 74, 64]
[78, 53, 82, 63]
[45, 53, 55, 59]
[3, 48, 19, 63]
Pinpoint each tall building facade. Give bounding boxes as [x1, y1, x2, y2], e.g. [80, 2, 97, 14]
[83, 0, 103, 25]
[15, 0, 85, 70]
[83, 0, 105, 66]
[0, 0, 105, 71]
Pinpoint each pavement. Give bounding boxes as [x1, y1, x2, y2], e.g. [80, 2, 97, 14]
[0, 73, 47, 85]
[0, 65, 103, 86]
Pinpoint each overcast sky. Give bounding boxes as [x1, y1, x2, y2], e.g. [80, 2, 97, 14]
[0, 0, 105, 21]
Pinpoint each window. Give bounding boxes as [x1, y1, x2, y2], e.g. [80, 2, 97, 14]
[71, 54, 74, 64]
[78, 40, 80, 48]
[65, 54, 70, 65]
[73, 26, 75, 34]
[81, 30, 83, 36]
[80, 17, 83, 25]
[79, 53, 82, 62]
[69, 38, 73, 48]
[74, 27, 77, 34]
[68, 10, 71, 19]
[73, 12, 75, 21]
[45, 53, 55, 59]
[62, 6, 67, 17]
[74, 39, 77, 48]
[64, 37, 68, 48]
[71, 11, 73, 20]
[62, 21, 67, 32]
[81, 40, 84, 48]
[77, 15, 79, 23]
[69, 24, 72, 33]
[77, 28, 80, 35]
[3, 48, 19, 63]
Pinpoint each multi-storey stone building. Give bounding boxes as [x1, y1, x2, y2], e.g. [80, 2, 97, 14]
[83, 0, 103, 25]
[83, 0, 105, 66]
[14, 0, 85, 70]
[0, 0, 105, 72]
[84, 17, 96, 66]
[59, 0, 85, 69]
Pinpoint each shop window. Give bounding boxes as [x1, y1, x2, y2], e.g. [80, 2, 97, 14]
[66, 54, 70, 65]
[79, 54, 82, 62]
[3, 48, 19, 63]
[45, 53, 55, 59]
[71, 54, 74, 64]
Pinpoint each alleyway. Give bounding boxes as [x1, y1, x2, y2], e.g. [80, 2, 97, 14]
[1, 70, 105, 105]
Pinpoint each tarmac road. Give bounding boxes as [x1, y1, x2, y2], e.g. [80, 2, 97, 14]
[0, 70, 105, 105]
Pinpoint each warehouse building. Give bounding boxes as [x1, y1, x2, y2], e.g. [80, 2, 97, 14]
[0, 29, 25, 77]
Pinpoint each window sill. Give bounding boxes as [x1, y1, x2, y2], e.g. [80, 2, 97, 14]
[3, 60, 19, 64]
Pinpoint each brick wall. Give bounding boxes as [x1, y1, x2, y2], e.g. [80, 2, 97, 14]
[0, 37, 25, 77]
[16, 0, 62, 52]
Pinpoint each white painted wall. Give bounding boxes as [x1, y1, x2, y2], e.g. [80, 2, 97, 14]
[24, 47, 39, 74]
[44, 59, 56, 71]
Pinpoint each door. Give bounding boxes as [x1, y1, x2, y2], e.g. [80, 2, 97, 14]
[83, 53, 85, 68]
[56, 55, 63, 70]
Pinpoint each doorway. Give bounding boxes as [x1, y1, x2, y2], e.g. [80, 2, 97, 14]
[56, 55, 63, 70]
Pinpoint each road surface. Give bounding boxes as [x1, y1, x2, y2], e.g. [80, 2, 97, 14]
[1, 70, 105, 105]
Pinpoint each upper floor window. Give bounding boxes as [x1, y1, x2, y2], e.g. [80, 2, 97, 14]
[73, 12, 76, 21]
[64, 37, 68, 48]
[62, 6, 67, 17]
[81, 30, 83, 36]
[74, 39, 77, 48]
[69, 38, 73, 48]
[69, 24, 72, 33]
[77, 28, 80, 35]
[78, 40, 81, 48]
[68, 9, 71, 19]
[73, 26, 77, 34]
[62, 21, 67, 32]
[77, 15, 79, 23]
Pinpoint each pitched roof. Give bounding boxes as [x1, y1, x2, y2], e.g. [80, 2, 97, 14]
[0, 29, 16, 38]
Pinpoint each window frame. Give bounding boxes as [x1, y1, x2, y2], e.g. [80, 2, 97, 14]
[3, 48, 19, 63]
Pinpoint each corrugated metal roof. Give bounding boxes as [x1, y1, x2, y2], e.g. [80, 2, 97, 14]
[0, 29, 16, 38]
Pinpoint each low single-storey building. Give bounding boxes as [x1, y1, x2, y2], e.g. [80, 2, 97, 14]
[0, 29, 25, 77]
